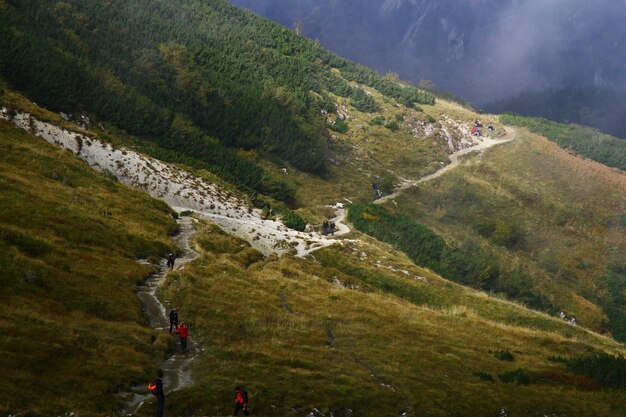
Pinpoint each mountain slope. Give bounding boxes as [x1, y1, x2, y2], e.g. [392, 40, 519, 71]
[2, 1, 626, 416]
[230, 0, 626, 104]
[0, 118, 178, 415]
[0, 0, 432, 181]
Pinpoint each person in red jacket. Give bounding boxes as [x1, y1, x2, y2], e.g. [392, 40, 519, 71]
[233, 386, 249, 416]
[176, 322, 189, 351]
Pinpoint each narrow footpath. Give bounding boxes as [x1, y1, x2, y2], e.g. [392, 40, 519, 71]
[120, 217, 199, 416]
[375, 127, 517, 204]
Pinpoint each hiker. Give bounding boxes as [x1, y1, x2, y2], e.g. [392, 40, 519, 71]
[372, 182, 380, 198]
[148, 370, 165, 417]
[168, 309, 179, 333]
[487, 125, 494, 132]
[322, 220, 329, 236]
[559, 311, 566, 320]
[233, 386, 249, 416]
[176, 322, 189, 351]
[471, 126, 477, 136]
[329, 221, 336, 236]
[569, 317, 577, 325]
[281, 167, 288, 175]
[167, 253, 176, 270]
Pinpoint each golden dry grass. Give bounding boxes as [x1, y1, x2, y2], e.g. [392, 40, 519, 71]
[153, 220, 626, 417]
[0, 121, 178, 415]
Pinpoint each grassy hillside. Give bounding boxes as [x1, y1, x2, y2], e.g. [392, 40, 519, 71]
[0, 121, 178, 416]
[0, 0, 432, 185]
[500, 114, 626, 170]
[388, 128, 626, 340]
[152, 219, 626, 417]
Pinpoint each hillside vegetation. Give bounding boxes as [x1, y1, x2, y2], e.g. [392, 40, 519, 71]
[500, 114, 626, 170]
[0, 0, 432, 188]
[151, 219, 626, 417]
[0, 121, 178, 415]
[390, 129, 626, 340]
[2, 0, 626, 416]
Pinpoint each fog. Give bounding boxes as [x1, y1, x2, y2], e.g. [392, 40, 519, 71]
[230, 0, 626, 104]
[480, 0, 626, 102]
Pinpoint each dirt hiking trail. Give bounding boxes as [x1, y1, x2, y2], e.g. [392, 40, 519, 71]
[375, 127, 517, 204]
[120, 217, 199, 416]
[1, 109, 351, 257]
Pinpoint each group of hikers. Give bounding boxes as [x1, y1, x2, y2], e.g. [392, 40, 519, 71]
[471, 120, 495, 137]
[168, 308, 189, 351]
[147, 254, 250, 417]
[559, 311, 577, 325]
[149, 372, 249, 417]
[321, 219, 337, 236]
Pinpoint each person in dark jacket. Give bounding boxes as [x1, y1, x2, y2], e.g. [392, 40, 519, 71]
[167, 253, 176, 270]
[148, 370, 165, 417]
[233, 386, 249, 416]
[168, 309, 179, 333]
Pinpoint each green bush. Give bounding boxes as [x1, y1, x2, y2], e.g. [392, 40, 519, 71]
[369, 115, 385, 126]
[384, 121, 399, 131]
[563, 354, 626, 389]
[329, 116, 348, 133]
[494, 350, 515, 361]
[472, 371, 494, 382]
[279, 208, 307, 231]
[349, 204, 553, 311]
[499, 368, 532, 385]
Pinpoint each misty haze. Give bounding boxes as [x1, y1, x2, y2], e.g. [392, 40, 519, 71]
[231, 0, 626, 136]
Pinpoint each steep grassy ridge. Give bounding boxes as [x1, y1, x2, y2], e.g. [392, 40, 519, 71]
[0, 121, 178, 415]
[392, 129, 626, 339]
[500, 114, 626, 170]
[154, 220, 626, 417]
[0, 0, 432, 180]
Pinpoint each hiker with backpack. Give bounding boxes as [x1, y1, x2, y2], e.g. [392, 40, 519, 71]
[167, 253, 176, 270]
[176, 322, 189, 352]
[233, 386, 249, 416]
[322, 220, 329, 236]
[168, 309, 179, 333]
[329, 221, 336, 236]
[148, 370, 165, 417]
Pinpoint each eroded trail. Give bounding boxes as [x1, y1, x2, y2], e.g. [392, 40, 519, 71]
[1, 109, 351, 258]
[375, 127, 517, 204]
[120, 217, 199, 416]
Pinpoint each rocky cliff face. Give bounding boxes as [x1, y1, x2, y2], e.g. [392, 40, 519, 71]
[230, 0, 626, 104]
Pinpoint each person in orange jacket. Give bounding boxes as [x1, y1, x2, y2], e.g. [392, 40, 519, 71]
[176, 322, 189, 351]
[148, 370, 165, 417]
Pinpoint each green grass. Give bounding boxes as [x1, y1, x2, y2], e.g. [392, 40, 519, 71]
[0, 121, 178, 416]
[150, 220, 626, 417]
[500, 114, 626, 170]
[393, 128, 626, 339]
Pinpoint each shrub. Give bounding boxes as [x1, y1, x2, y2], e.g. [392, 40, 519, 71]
[369, 115, 385, 126]
[384, 121, 399, 131]
[499, 368, 532, 385]
[328, 116, 348, 133]
[380, 172, 397, 195]
[472, 371, 494, 382]
[280, 208, 307, 232]
[494, 350, 515, 361]
[564, 353, 626, 389]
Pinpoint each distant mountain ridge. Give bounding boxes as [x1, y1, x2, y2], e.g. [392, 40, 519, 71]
[230, 0, 626, 104]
